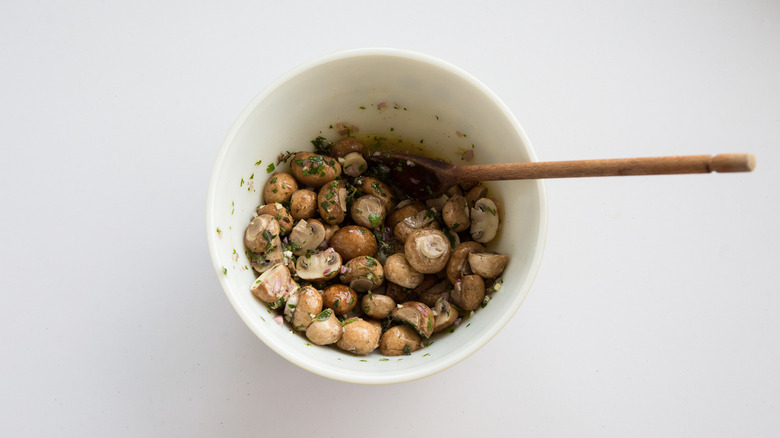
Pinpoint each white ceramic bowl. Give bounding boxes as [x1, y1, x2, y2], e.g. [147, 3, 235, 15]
[206, 48, 547, 384]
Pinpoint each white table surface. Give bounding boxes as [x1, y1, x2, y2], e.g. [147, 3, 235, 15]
[2, 1, 778, 436]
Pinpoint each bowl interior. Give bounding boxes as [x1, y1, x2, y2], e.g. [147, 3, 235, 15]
[206, 49, 547, 384]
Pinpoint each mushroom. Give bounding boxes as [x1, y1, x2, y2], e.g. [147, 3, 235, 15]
[263, 172, 298, 204]
[289, 189, 318, 221]
[295, 247, 342, 282]
[336, 318, 381, 355]
[404, 229, 452, 274]
[379, 325, 422, 356]
[384, 282, 411, 303]
[249, 263, 293, 305]
[322, 284, 358, 316]
[386, 200, 425, 230]
[350, 195, 386, 229]
[393, 209, 439, 244]
[442, 195, 470, 233]
[323, 223, 339, 242]
[451, 274, 485, 311]
[445, 185, 463, 198]
[328, 225, 378, 262]
[288, 219, 326, 256]
[432, 297, 459, 333]
[244, 214, 281, 254]
[410, 274, 440, 299]
[305, 309, 343, 345]
[355, 176, 396, 212]
[255, 203, 294, 235]
[465, 185, 488, 207]
[339, 255, 384, 292]
[361, 293, 396, 319]
[283, 287, 301, 323]
[332, 137, 365, 158]
[418, 279, 452, 308]
[441, 227, 460, 249]
[459, 180, 479, 191]
[445, 241, 486, 285]
[468, 252, 509, 278]
[383, 253, 424, 289]
[425, 194, 449, 217]
[341, 151, 367, 177]
[391, 301, 435, 339]
[250, 247, 284, 274]
[317, 180, 348, 225]
[290, 152, 342, 188]
[291, 286, 323, 331]
[470, 198, 499, 243]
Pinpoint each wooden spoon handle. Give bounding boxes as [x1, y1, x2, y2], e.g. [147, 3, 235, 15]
[457, 153, 756, 182]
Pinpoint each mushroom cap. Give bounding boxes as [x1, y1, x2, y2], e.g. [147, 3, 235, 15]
[465, 185, 488, 207]
[305, 309, 343, 345]
[356, 176, 396, 212]
[432, 297, 459, 333]
[332, 137, 366, 158]
[383, 253, 424, 289]
[289, 189, 318, 221]
[328, 225, 378, 262]
[445, 241, 486, 285]
[249, 263, 292, 304]
[391, 301, 435, 338]
[322, 284, 358, 316]
[244, 214, 281, 254]
[417, 279, 452, 308]
[361, 293, 396, 319]
[317, 180, 348, 225]
[470, 198, 499, 243]
[404, 229, 452, 274]
[451, 274, 485, 311]
[336, 318, 381, 355]
[339, 255, 384, 292]
[442, 195, 470, 233]
[341, 151, 368, 177]
[468, 252, 509, 278]
[295, 247, 342, 282]
[393, 209, 439, 244]
[289, 219, 327, 256]
[290, 152, 342, 188]
[263, 172, 298, 204]
[292, 286, 323, 331]
[350, 195, 386, 229]
[386, 200, 426, 230]
[379, 325, 422, 356]
[255, 203, 294, 235]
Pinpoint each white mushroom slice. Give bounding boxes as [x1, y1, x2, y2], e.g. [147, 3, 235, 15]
[250, 247, 284, 274]
[470, 198, 499, 243]
[341, 151, 368, 177]
[468, 252, 509, 278]
[391, 301, 435, 339]
[289, 219, 326, 256]
[432, 297, 459, 333]
[244, 214, 281, 254]
[283, 288, 301, 322]
[383, 253, 424, 289]
[250, 263, 292, 305]
[295, 248, 342, 282]
[404, 229, 452, 274]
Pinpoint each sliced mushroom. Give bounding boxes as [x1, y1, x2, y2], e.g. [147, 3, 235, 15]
[451, 274, 485, 311]
[442, 195, 470, 233]
[322, 284, 358, 316]
[391, 301, 435, 339]
[289, 189, 318, 221]
[263, 172, 298, 204]
[470, 198, 499, 243]
[255, 203, 294, 235]
[288, 219, 326, 256]
[305, 309, 343, 345]
[432, 297, 459, 333]
[249, 263, 292, 304]
[350, 195, 386, 229]
[404, 229, 452, 274]
[384, 253, 424, 289]
[336, 318, 381, 355]
[317, 180, 348, 225]
[393, 209, 439, 244]
[341, 151, 368, 177]
[332, 137, 365, 158]
[328, 225, 377, 262]
[244, 214, 281, 254]
[379, 325, 422, 356]
[340, 255, 384, 292]
[468, 252, 509, 278]
[295, 247, 342, 282]
[290, 152, 341, 188]
[292, 286, 323, 331]
[386, 200, 425, 230]
[361, 293, 396, 319]
[249, 247, 284, 274]
[445, 241, 486, 285]
[465, 185, 488, 207]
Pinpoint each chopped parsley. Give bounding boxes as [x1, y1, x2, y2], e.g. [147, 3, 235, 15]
[266, 163, 275, 173]
[314, 309, 332, 321]
[368, 213, 382, 228]
[403, 344, 412, 355]
[311, 136, 332, 156]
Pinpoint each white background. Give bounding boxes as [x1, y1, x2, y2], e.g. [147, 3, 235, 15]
[2, 1, 778, 436]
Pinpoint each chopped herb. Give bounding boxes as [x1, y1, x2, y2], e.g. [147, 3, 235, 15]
[359, 106, 366, 109]
[390, 127, 394, 132]
[348, 297, 355, 306]
[272, 188, 278, 193]
[332, 299, 340, 308]
[266, 163, 275, 173]
[326, 191, 334, 200]
[320, 201, 330, 210]
[395, 166, 403, 172]
[311, 136, 332, 155]
[255, 159, 262, 166]
[485, 206, 497, 216]
[403, 344, 412, 355]
[427, 318, 433, 331]
[425, 185, 434, 196]
[270, 176, 277, 184]
[305, 343, 312, 347]
[368, 213, 382, 228]
[481, 295, 492, 308]
[240, 178, 245, 187]
[360, 359, 367, 362]
[379, 358, 389, 362]
[364, 305, 371, 313]
[423, 353, 430, 357]
[222, 267, 227, 275]
[358, 228, 366, 234]
[365, 257, 377, 267]
[340, 317, 357, 326]
[314, 309, 332, 321]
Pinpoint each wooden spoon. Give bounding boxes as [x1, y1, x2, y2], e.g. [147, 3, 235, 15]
[366, 152, 756, 200]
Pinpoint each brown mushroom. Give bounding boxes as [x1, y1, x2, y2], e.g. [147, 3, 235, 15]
[470, 198, 499, 243]
[322, 284, 358, 316]
[305, 309, 343, 345]
[445, 241, 486, 285]
[249, 263, 293, 304]
[263, 172, 298, 204]
[451, 274, 485, 311]
[465, 185, 488, 208]
[355, 176, 396, 212]
[255, 203, 294, 235]
[336, 318, 381, 355]
[290, 152, 341, 188]
[425, 194, 449, 218]
[432, 297, 459, 333]
[289, 189, 318, 220]
[249, 246, 284, 274]
[418, 280, 452, 308]
[393, 209, 439, 244]
[459, 180, 479, 191]
[350, 195, 386, 229]
[244, 214, 281, 254]
[391, 301, 435, 339]
[323, 223, 340, 242]
[291, 285, 323, 331]
[404, 229, 452, 274]
[384, 282, 411, 303]
[379, 325, 422, 356]
[288, 219, 327, 256]
[341, 152, 368, 177]
[332, 137, 365, 158]
[386, 200, 426, 230]
[295, 247, 342, 282]
[317, 180, 348, 225]
[328, 225, 378, 262]
[361, 293, 396, 319]
[383, 253, 424, 289]
[339, 255, 384, 292]
[442, 195, 470, 233]
[468, 252, 509, 278]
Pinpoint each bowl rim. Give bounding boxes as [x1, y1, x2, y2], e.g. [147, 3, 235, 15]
[206, 47, 549, 384]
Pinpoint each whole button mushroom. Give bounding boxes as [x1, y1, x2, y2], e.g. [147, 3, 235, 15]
[339, 255, 384, 292]
[417, 279, 452, 308]
[386, 200, 426, 230]
[451, 274, 485, 311]
[289, 189, 318, 221]
[250, 263, 293, 305]
[336, 318, 381, 355]
[470, 198, 500, 244]
[379, 325, 422, 356]
[288, 219, 327, 256]
[432, 297, 459, 333]
[331, 137, 365, 158]
[305, 309, 343, 345]
[465, 185, 488, 208]
[355, 176, 396, 212]
[350, 195, 386, 229]
[292, 286, 323, 331]
[295, 248, 342, 282]
[442, 195, 470, 233]
[322, 284, 358, 316]
[468, 252, 509, 279]
[290, 152, 342, 188]
[244, 214, 281, 254]
[263, 172, 298, 204]
[445, 241, 486, 285]
[328, 225, 378, 262]
[317, 180, 348, 225]
[255, 203, 294, 235]
[384, 253, 424, 289]
[404, 229, 452, 274]
[391, 301, 435, 339]
[361, 293, 396, 319]
[393, 209, 439, 244]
